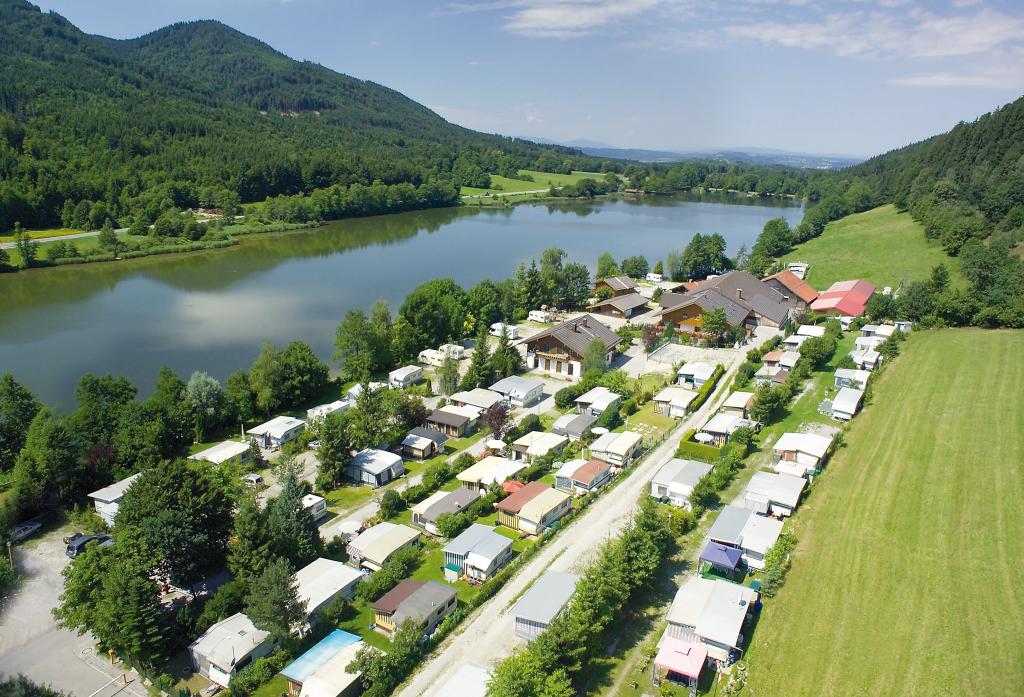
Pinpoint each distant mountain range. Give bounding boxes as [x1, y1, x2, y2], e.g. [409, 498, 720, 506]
[524, 137, 864, 170]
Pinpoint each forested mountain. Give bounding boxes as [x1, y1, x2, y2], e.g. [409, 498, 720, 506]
[0, 0, 599, 230]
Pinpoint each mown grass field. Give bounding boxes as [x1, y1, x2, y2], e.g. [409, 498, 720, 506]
[0, 226, 82, 242]
[460, 169, 608, 196]
[743, 329, 1024, 697]
[782, 204, 960, 289]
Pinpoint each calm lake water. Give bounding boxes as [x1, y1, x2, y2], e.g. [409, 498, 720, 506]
[0, 193, 802, 407]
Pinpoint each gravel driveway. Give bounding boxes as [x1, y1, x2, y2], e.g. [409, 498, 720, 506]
[0, 529, 147, 696]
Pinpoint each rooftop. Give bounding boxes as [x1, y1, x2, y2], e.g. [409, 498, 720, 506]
[88, 472, 141, 502]
[707, 504, 752, 546]
[523, 314, 621, 357]
[457, 456, 526, 487]
[189, 613, 270, 670]
[723, 391, 755, 410]
[351, 448, 403, 475]
[450, 388, 504, 410]
[281, 629, 362, 684]
[589, 292, 649, 313]
[744, 471, 806, 510]
[294, 558, 363, 615]
[519, 488, 571, 523]
[654, 386, 699, 408]
[511, 570, 580, 624]
[773, 432, 833, 458]
[765, 270, 818, 303]
[599, 275, 638, 292]
[188, 440, 248, 465]
[495, 481, 549, 514]
[489, 375, 544, 396]
[443, 523, 512, 561]
[248, 415, 305, 438]
[652, 458, 713, 490]
[575, 386, 621, 411]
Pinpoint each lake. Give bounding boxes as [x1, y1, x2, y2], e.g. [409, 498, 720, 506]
[0, 193, 803, 407]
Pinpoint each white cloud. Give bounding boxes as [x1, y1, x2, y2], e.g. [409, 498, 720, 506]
[726, 7, 1024, 60]
[502, 0, 663, 39]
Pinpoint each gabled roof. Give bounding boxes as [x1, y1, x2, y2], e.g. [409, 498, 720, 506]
[701, 412, 744, 435]
[598, 275, 638, 292]
[511, 431, 569, 456]
[392, 581, 457, 625]
[457, 456, 526, 487]
[414, 487, 479, 523]
[661, 288, 751, 327]
[389, 365, 422, 380]
[426, 408, 470, 428]
[519, 488, 571, 522]
[551, 412, 597, 436]
[189, 613, 270, 669]
[443, 523, 511, 561]
[749, 294, 790, 326]
[495, 481, 549, 514]
[588, 292, 648, 313]
[723, 391, 755, 410]
[371, 579, 424, 614]
[523, 314, 621, 357]
[811, 279, 875, 316]
[571, 459, 610, 486]
[575, 386, 621, 411]
[406, 427, 448, 446]
[654, 386, 698, 408]
[678, 361, 717, 380]
[765, 270, 818, 303]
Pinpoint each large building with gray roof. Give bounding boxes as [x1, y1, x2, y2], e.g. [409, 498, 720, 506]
[523, 314, 621, 379]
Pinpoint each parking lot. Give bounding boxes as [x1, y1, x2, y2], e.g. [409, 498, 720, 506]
[0, 527, 147, 696]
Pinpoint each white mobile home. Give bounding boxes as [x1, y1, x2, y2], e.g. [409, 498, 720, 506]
[527, 310, 551, 323]
[489, 375, 545, 408]
[389, 365, 424, 389]
[589, 430, 643, 467]
[189, 441, 250, 467]
[510, 571, 579, 640]
[248, 415, 305, 449]
[294, 558, 364, 620]
[650, 459, 713, 508]
[306, 400, 351, 425]
[772, 432, 833, 478]
[742, 471, 806, 518]
[88, 473, 142, 527]
[301, 494, 328, 521]
[189, 613, 275, 687]
[830, 387, 864, 422]
[490, 323, 521, 339]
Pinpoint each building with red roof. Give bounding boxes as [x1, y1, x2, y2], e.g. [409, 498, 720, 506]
[810, 279, 875, 317]
[763, 270, 818, 309]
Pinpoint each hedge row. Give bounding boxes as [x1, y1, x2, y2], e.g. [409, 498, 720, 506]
[675, 427, 724, 463]
[688, 363, 725, 412]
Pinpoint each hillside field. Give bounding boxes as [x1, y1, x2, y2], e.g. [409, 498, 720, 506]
[460, 169, 609, 196]
[782, 205, 960, 289]
[744, 329, 1024, 697]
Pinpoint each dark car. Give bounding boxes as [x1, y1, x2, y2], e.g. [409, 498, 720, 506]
[63, 531, 85, 545]
[65, 534, 111, 558]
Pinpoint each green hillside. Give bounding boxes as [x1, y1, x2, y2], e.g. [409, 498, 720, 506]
[782, 205, 960, 290]
[0, 0, 598, 230]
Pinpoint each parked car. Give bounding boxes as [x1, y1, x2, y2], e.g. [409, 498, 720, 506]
[63, 531, 85, 545]
[65, 534, 111, 558]
[9, 521, 42, 542]
[242, 473, 264, 487]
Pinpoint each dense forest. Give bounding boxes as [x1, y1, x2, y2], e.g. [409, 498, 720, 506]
[0, 0, 608, 231]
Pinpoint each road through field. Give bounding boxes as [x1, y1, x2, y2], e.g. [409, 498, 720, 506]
[395, 356, 750, 697]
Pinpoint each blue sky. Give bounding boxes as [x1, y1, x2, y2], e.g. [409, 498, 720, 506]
[32, 0, 1024, 157]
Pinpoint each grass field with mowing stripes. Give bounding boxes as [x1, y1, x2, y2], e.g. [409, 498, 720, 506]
[743, 328, 1024, 697]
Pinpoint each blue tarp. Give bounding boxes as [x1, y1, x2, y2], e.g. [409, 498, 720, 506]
[281, 629, 361, 682]
[699, 542, 742, 570]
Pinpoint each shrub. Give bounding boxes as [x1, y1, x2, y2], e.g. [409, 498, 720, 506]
[228, 649, 292, 696]
[761, 532, 797, 597]
[675, 428, 722, 462]
[688, 364, 724, 412]
[355, 544, 421, 602]
[0, 556, 16, 598]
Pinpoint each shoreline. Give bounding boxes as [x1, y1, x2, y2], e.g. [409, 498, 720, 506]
[4, 188, 805, 274]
